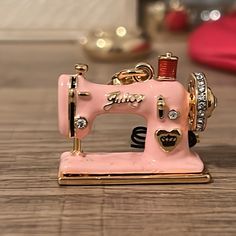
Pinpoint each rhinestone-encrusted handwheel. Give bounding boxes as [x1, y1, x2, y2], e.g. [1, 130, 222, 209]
[188, 72, 211, 132]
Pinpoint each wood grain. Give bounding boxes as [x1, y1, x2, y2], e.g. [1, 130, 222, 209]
[0, 40, 235, 236]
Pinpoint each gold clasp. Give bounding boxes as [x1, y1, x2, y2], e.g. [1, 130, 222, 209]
[109, 63, 154, 85]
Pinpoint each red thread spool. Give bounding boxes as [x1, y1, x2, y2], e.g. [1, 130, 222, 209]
[157, 52, 178, 81]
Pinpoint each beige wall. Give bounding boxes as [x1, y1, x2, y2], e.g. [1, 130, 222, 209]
[0, 0, 137, 40]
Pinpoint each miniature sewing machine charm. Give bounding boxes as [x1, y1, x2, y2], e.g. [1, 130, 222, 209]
[58, 52, 217, 185]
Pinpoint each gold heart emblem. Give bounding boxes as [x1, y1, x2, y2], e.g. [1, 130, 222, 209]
[155, 129, 182, 152]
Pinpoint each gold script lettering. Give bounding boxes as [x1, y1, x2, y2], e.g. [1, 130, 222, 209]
[103, 91, 144, 111]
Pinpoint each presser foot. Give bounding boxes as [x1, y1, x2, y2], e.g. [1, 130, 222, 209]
[58, 168, 211, 185]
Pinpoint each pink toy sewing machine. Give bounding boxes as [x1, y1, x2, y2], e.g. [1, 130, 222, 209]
[57, 52, 217, 185]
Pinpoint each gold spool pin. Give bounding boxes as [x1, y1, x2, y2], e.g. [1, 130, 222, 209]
[75, 63, 88, 75]
[157, 52, 178, 81]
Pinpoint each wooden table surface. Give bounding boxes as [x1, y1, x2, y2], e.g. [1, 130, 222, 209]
[0, 40, 235, 236]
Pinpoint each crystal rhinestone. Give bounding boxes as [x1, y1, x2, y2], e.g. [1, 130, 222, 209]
[198, 110, 205, 117]
[168, 110, 179, 120]
[196, 74, 204, 80]
[196, 124, 203, 131]
[198, 118, 204, 124]
[198, 86, 205, 93]
[198, 94, 206, 101]
[198, 80, 205, 86]
[74, 117, 88, 129]
[198, 102, 206, 110]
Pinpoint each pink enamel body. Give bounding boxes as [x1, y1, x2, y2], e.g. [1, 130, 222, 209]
[58, 75, 204, 174]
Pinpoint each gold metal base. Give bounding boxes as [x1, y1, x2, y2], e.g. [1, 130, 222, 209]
[58, 169, 211, 185]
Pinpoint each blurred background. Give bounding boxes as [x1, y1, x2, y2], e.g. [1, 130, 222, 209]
[0, 0, 235, 39]
[1, 0, 236, 78]
[1, 0, 236, 82]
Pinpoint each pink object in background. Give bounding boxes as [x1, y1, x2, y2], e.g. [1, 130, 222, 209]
[188, 12, 236, 72]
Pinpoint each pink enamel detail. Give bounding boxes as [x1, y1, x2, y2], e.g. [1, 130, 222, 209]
[58, 75, 70, 136]
[58, 75, 204, 174]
